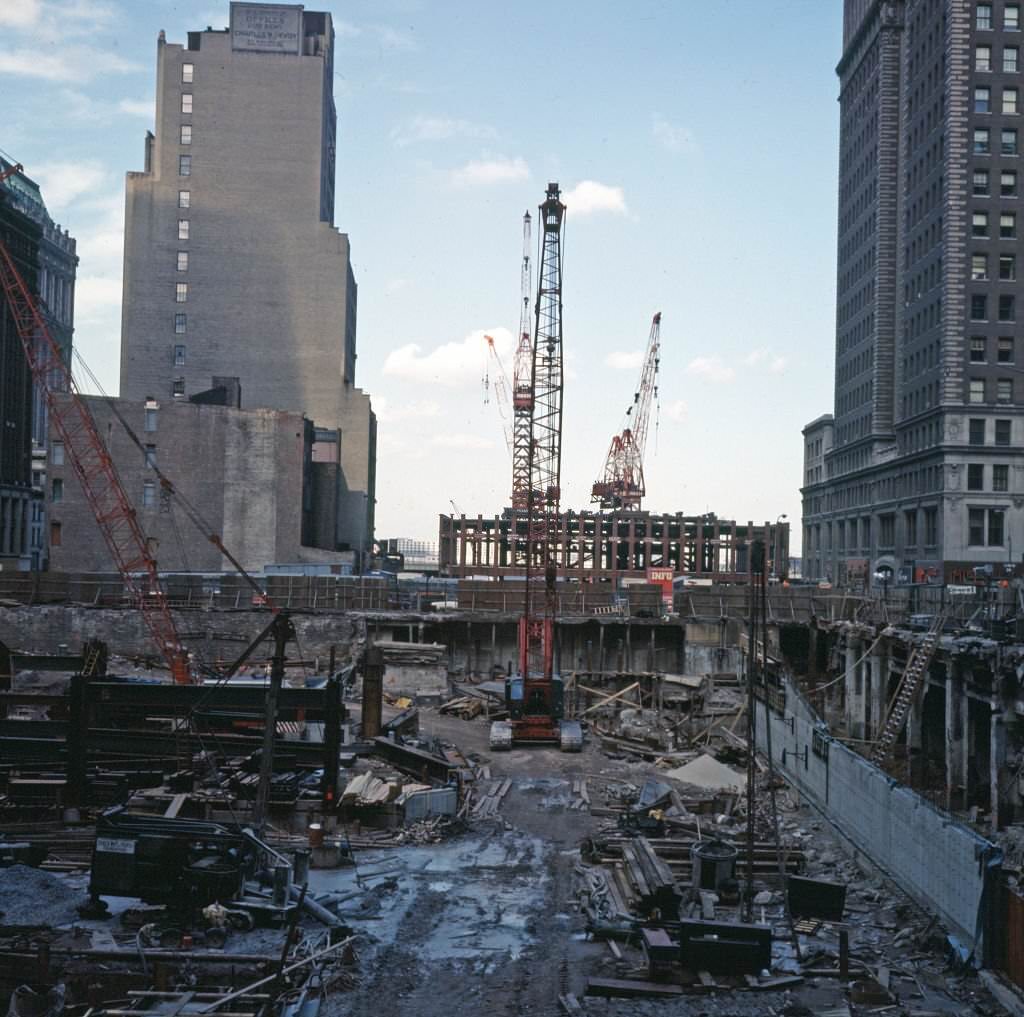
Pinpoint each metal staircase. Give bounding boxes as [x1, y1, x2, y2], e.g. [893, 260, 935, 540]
[868, 614, 945, 767]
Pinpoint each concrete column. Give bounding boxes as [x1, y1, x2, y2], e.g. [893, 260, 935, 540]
[906, 684, 924, 783]
[845, 638, 860, 737]
[869, 645, 888, 741]
[945, 663, 966, 811]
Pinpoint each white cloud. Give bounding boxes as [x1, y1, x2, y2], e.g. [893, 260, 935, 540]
[0, 45, 140, 82]
[652, 113, 698, 154]
[664, 399, 688, 422]
[74, 275, 121, 323]
[32, 159, 107, 210]
[743, 348, 788, 375]
[0, 0, 41, 28]
[605, 350, 643, 370]
[383, 327, 515, 386]
[391, 115, 497, 147]
[562, 180, 627, 217]
[118, 97, 153, 117]
[430, 433, 493, 450]
[450, 156, 529, 187]
[374, 25, 417, 51]
[687, 356, 736, 383]
[374, 398, 442, 424]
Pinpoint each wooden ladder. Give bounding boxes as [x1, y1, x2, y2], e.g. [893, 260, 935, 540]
[868, 615, 944, 767]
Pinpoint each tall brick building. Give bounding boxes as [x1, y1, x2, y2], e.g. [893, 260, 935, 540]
[118, 2, 374, 554]
[803, 0, 1024, 586]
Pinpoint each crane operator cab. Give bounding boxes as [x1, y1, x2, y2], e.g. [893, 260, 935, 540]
[489, 673, 583, 752]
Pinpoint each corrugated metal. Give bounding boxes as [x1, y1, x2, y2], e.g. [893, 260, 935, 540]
[402, 786, 457, 821]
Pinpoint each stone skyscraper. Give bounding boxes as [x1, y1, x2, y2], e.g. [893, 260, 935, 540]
[119, 3, 375, 552]
[803, 0, 1024, 587]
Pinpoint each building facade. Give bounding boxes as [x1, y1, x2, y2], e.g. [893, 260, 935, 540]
[47, 391, 355, 574]
[118, 3, 374, 553]
[803, 0, 1024, 587]
[0, 157, 77, 571]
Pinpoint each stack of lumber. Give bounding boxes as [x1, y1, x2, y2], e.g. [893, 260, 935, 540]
[439, 696, 485, 719]
[617, 835, 680, 915]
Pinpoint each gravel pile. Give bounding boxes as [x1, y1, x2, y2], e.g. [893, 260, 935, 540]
[0, 865, 82, 927]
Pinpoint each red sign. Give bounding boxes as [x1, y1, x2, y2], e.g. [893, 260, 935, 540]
[646, 567, 675, 608]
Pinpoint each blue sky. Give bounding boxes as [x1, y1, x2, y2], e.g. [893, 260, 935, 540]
[1, 0, 843, 548]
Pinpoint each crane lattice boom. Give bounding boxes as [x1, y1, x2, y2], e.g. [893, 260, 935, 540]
[511, 211, 534, 517]
[592, 311, 662, 511]
[0, 206, 190, 682]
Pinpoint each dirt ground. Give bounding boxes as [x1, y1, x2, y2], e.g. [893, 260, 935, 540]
[323, 708, 1010, 1017]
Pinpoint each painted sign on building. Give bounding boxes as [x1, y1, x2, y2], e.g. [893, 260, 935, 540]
[230, 3, 302, 54]
[646, 567, 674, 608]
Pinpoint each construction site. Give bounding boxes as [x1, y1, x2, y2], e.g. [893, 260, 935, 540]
[3, 152, 1024, 1017]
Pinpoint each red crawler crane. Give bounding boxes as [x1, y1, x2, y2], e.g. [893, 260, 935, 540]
[0, 161, 191, 683]
[490, 183, 581, 752]
[591, 312, 662, 511]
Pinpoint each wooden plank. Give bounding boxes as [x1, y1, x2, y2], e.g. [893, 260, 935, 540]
[584, 978, 684, 999]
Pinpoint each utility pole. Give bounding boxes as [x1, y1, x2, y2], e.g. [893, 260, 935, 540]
[743, 541, 760, 921]
[254, 612, 296, 832]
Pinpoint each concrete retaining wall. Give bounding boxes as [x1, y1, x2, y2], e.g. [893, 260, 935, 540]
[754, 680, 1001, 962]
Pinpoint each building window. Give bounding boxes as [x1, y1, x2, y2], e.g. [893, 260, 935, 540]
[905, 510, 918, 547]
[861, 517, 871, 549]
[172, 377, 185, 397]
[178, 218, 189, 240]
[180, 124, 192, 146]
[51, 440, 64, 465]
[181, 93, 193, 114]
[182, 62, 194, 83]
[50, 521, 61, 547]
[994, 464, 1010, 491]
[176, 251, 189, 272]
[989, 508, 1005, 546]
[976, 85, 992, 113]
[974, 128, 991, 155]
[972, 253, 989, 280]
[1002, 170, 1018, 196]
[971, 294, 988, 320]
[978, 44, 993, 70]
[970, 418, 986, 445]
[997, 418, 1012, 445]
[998, 377, 1014, 402]
[971, 336, 988, 362]
[144, 444, 157, 468]
[1005, 87, 1020, 115]
[974, 168, 990, 195]
[979, 2, 994, 29]
[999, 294, 1016, 321]
[969, 507, 986, 545]
[1002, 212, 1017, 238]
[973, 211, 989, 236]
[1000, 253, 1017, 280]
[879, 514, 895, 549]
[178, 155, 191, 176]
[174, 344, 186, 366]
[999, 337, 1015, 363]
[144, 407, 158, 432]
[1006, 46, 1020, 73]
[968, 463, 985, 490]
[924, 507, 938, 546]
[1009, 4, 1022, 30]
[178, 190, 190, 208]
[970, 378, 986, 402]
[143, 480, 156, 507]
[176, 282, 188, 303]
[51, 478, 63, 503]
[1003, 128, 1018, 155]
[174, 312, 186, 334]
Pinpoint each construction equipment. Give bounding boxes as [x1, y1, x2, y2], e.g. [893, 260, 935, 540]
[0, 166, 191, 683]
[868, 613, 945, 767]
[592, 312, 662, 510]
[490, 183, 581, 753]
[511, 210, 534, 514]
[482, 333, 513, 454]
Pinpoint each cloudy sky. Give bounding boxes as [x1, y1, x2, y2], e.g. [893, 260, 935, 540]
[1, 0, 842, 549]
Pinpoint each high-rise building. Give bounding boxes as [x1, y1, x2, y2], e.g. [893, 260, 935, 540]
[0, 156, 77, 571]
[119, 3, 375, 553]
[803, 0, 1024, 587]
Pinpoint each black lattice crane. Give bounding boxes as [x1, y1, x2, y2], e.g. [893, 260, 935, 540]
[511, 210, 534, 515]
[490, 182, 580, 752]
[591, 312, 662, 510]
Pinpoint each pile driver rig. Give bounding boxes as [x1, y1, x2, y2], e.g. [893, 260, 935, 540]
[490, 183, 581, 753]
